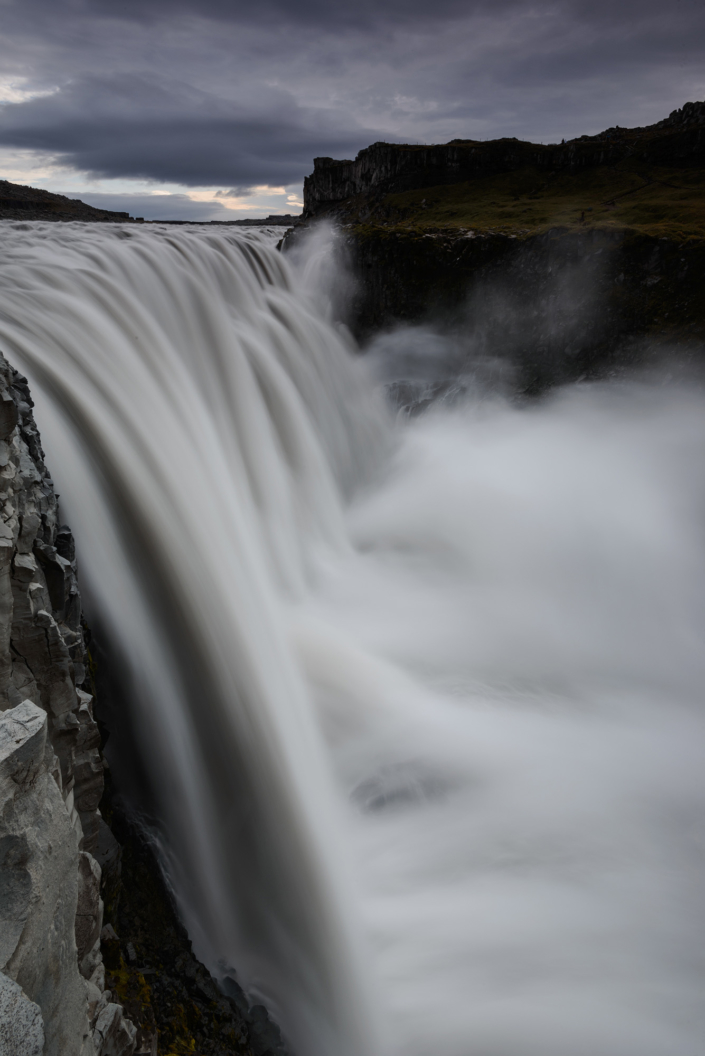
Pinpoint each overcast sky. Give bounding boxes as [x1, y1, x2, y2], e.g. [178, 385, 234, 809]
[0, 0, 703, 219]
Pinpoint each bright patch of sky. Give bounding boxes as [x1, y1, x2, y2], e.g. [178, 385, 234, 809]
[0, 150, 302, 220]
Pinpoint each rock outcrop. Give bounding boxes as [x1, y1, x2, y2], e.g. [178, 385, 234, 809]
[0, 353, 136, 1055]
[303, 101, 705, 219]
[0, 700, 135, 1056]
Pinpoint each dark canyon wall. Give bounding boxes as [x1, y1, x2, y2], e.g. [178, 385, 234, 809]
[346, 226, 705, 392]
[290, 101, 705, 392]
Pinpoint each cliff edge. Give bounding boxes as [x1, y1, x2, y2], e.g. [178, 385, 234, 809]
[291, 102, 705, 389]
[303, 101, 705, 237]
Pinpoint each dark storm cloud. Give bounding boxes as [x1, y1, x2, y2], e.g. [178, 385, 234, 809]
[0, 0, 703, 193]
[7, 0, 699, 34]
[2, 0, 516, 31]
[4, 0, 703, 43]
[0, 74, 381, 186]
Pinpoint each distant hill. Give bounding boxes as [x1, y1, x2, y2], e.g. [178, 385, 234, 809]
[228, 214, 299, 226]
[0, 184, 301, 225]
[0, 180, 140, 222]
[158, 214, 299, 226]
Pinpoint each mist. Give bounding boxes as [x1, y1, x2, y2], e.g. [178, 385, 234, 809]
[297, 376, 705, 1055]
[290, 227, 705, 1054]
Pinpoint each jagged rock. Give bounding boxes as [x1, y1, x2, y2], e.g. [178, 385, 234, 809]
[0, 361, 104, 854]
[0, 701, 95, 1054]
[92, 999, 138, 1056]
[0, 971, 44, 1056]
[0, 351, 136, 1055]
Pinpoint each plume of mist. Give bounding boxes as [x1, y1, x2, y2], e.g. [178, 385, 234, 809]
[285, 221, 359, 329]
[362, 234, 658, 407]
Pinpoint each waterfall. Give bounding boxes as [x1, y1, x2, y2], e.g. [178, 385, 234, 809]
[0, 221, 386, 1056]
[0, 221, 704, 1056]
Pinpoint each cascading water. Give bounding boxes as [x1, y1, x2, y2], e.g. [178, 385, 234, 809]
[0, 221, 703, 1056]
[0, 221, 385, 1056]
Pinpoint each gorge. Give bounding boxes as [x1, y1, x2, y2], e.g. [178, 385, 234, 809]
[0, 106, 704, 1056]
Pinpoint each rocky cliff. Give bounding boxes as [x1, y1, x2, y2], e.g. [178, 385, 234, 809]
[291, 102, 705, 390]
[0, 355, 137, 1055]
[303, 101, 705, 220]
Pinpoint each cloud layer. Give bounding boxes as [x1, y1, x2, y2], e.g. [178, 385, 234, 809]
[0, 72, 379, 186]
[0, 0, 703, 204]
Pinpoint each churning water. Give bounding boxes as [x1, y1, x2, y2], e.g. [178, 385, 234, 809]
[0, 222, 703, 1056]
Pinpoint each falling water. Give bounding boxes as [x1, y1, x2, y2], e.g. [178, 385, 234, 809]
[0, 221, 703, 1056]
